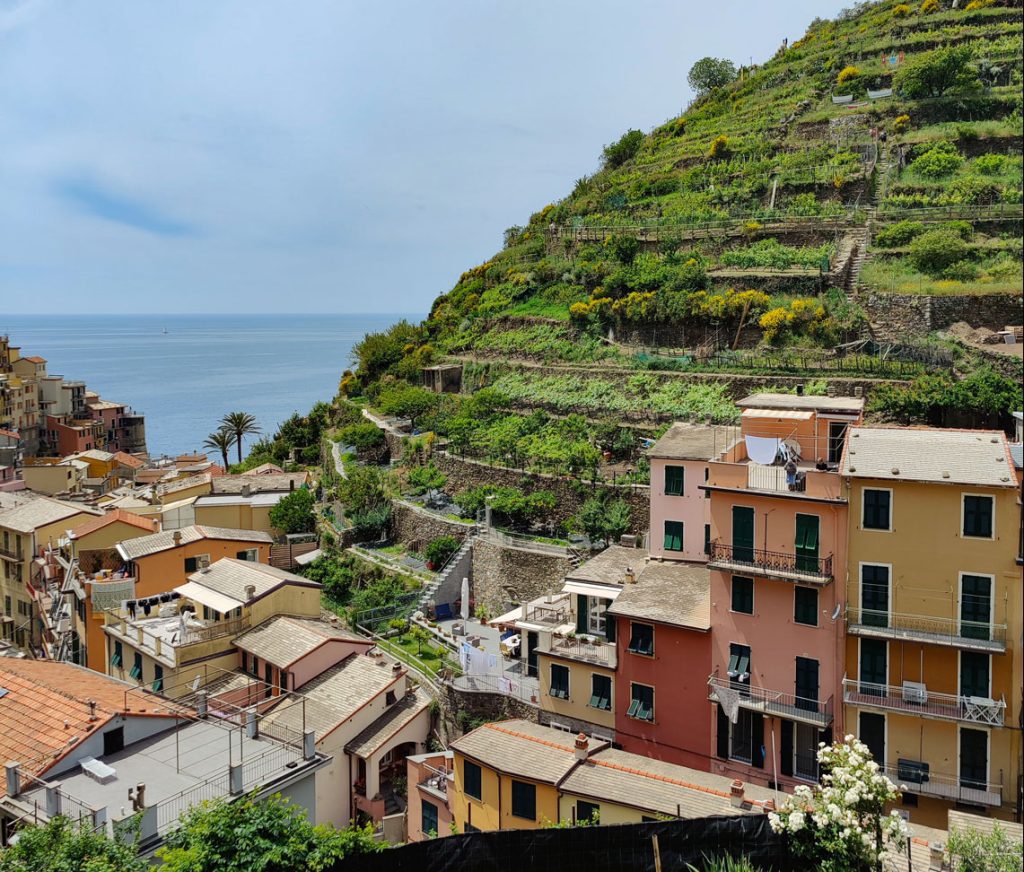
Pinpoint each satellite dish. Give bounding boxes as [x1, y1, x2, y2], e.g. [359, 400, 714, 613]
[831, 603, 842, 621]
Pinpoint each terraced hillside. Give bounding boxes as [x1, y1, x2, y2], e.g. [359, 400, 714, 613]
[341, 0, 1023, 486]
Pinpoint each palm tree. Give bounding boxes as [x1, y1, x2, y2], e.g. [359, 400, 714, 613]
[203, 429, 234, 470]
[220, 411, 261, 464]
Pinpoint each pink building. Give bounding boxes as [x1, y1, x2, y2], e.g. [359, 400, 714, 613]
[701, 393, 863, 790]
[647, 424, 734, 562]
[406, 751, 454, 841]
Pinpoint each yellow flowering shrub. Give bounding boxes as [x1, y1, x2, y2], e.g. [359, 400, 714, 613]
[920, 0, 939, 12]
[759, 307, 792, 342]
[964, 0, 994, 8]
[708, 135, 731, 160]
[893, 114, 911, 133]
[836, 65, 861, 86]
[892, 4, 911, 18]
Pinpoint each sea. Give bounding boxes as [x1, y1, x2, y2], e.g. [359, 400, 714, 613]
[0, 313, 419, 459]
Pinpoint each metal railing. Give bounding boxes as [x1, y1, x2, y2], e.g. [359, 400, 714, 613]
[544, 635, 617, 668]
[417, 763, 453, 799]
[846, 607, 1007, 652]
[525, 602, 570, 627]
[707, 541, 833, 582]
[882, 763, 1003, 807]
[708, 675, 834, 728]
[156, 771, 231, 834]
[449, 672, 539, 706]
[842, 678, 1006, 726]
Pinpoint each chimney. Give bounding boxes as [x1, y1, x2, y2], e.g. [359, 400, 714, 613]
[730, 779, 745, 808]
[289, 479, 295, 492]
[928, 842, 944, 871]
[624, 566, 636, 584]
[574, 733, 589, 762]
[87, 699, 97, 722]
[244, 584, 256, 602]
[172, 530, 182, 546]
[392, 662, 402, 675]
[241, 483, 251, 498]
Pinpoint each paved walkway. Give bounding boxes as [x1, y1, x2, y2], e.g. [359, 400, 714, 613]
[437, 616, 539, 703]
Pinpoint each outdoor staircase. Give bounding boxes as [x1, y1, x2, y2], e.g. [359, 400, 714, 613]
[416, 530, 478, 613]
[844, 227, 870, 296]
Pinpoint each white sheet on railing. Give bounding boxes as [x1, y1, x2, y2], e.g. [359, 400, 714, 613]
[745, 435, 781, 465]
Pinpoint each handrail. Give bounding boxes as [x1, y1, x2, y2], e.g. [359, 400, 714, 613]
[542, 635, 617, 667]
[707, 540, 833, 582]
[842, 678, 1006, 726]
[708, 675, 833, 727]
[881, 762, 1002, 806]
[846, 607, 1007, 648]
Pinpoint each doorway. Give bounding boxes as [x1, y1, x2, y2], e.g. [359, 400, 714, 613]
[828, 422, 848, 464]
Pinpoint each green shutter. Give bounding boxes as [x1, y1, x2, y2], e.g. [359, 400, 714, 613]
[732, 507, 754, 562]
[664, 521, 683, 551]
[795, 515, 819, 571]
[576, 595, 588, 634]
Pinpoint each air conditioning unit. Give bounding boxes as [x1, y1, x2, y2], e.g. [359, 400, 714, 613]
[198, 555, 210, 569]
[903, 681, 928, 705]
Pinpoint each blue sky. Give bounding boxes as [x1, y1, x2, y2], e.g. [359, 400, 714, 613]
[0, 0, 848, 315]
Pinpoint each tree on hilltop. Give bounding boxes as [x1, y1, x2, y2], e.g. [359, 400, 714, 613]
[687, 57, 737, 95]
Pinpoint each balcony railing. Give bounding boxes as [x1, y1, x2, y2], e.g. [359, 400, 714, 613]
[525, 603, 570, 628]
[708, 675, 833, 728]
[543, 635, 617, 668]
[0, 545, 24, 562]
[842, 678, 1006, 726]
[882, 762, 1002, 808]
[846, 607, 1007, 653]
[707, 540, 833, 583]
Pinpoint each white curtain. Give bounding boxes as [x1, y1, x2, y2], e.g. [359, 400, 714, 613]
[745, 435, 780, 465]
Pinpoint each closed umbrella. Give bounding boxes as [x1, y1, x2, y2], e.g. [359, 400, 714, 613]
[461, 577, 470, 621]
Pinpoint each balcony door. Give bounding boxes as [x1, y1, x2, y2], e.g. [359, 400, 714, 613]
[959, 652, 990, 700]
[859, 638, 887, 697]
[732, 506, 754, 563]
[860, 564, 890, 628]
[959, 728, 988, 791]
[795, 657, 819, 712]
[828, 422, 847, 463]
[959, 574, 992, 641]
[794, 515, 820, 572]
[858, 712, 885, 767]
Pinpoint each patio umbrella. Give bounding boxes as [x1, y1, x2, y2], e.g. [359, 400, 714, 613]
[461, 577, 470, 621]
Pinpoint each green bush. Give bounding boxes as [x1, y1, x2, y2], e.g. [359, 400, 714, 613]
[571, 495, 632, 543]
[940, 220, 974, 241]
[407, 461, 447, 494]
[947, 821, 1023, 872]
[910, 142, 963, 178]
[873, 220, 924, 248]
[336, 422, 385, 451]
[377, 382, 438, 429]
[687, 56, 737, 94]
[425, 535, 460, 567]
[941, 260, 979, 281]
[973, 153, 1006, 175]
[894, 45, 979, 99]
[601, 129, 645, 169]
[908, 229, 970, 276]
[456, 485, 557, 526]
[269, 487, 316, 534]
[304, 554, 357, 602]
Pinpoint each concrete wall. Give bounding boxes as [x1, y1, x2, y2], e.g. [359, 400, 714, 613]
[859, 291, 1023, 342]
[471, 537, 573, 613]
[537, 655, 616, 734]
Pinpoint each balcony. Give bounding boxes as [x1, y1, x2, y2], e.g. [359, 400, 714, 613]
[104, 604, 251, 666]
[842, 678, 1006, 727]
[541, 635, 617, 668]
[708, 675, 833, 728]
[707, 540, 833, 584]
[417, 763, 453, 803]
[0, 545, 24, 563]
[846, 607, 1006, 654]
[883, 762, 1003, 808]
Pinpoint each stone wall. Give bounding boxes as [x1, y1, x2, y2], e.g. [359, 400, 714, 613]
[860, 291, 1023, 342]
[433, 451, 650, 532]
[438, 682, 539, 743]
[471, 536, 574, 613]
[390, 500, 475, 552]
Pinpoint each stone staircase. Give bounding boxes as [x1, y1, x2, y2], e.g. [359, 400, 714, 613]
[417, 531, 477, 613]
[844, 227, 870, 296]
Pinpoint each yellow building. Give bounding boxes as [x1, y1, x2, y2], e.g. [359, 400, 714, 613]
[448, 719, 775, 833]
[841, 428, 1022, 827]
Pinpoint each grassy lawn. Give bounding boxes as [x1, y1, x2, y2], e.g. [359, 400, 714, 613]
[861, 257, 1023, 296]
[376, 632, 448, 676]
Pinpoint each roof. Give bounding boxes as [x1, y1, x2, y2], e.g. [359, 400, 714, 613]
[211, 473, 309, 495]
[193, 492, 284, 508]
[841, 428, 1016, 488]
[116, 524, 272, 560]
[608, 561, 710, 630]
[345, 687, 431, 758]
[68, 508, 158, 539]
[559, 747, 773, 818]
[947, 809, 1022, 845]
[0, 660, 184, 791]
[647, 423, 735, 461]
[737, 393, 865, 413]
[451, 720, 608, 784]
[566, 545, 642, 587]
[261, 653, 403, 739]
[156, 472, 212, 497]
[233, 615, 367, 667]
[22, 356, 45, 364]
[180, 558, 314, 603]
[1010, 443, 1022, 471]
[249, 463, 285, 475]
[113, 452, 146, 470]
[0, 492, 99, 534]
[85, 400, 124, 411]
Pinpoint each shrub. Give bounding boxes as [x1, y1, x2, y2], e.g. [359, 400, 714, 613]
[941, 220, 973, 241]
[892, 113, 911, 133]
[687, 57, 737, 94]
[964, 0, 995, 8]
[948, 175, 1002, 204]
[892, 4, 911, 18]
[377, 383, 438, 429]
[425, 535, 459, 567]
[269, 487, 316, 534]
[873, 220, 924, 247]
[941, 260, 979, 281]
[608, 234, 640, 265]
[708, 135, 731, 160]
[571, 495, 632, 543]
[910, 143, 963, 178]
[894, 45, 979, 98]
[407, 461, 447, 494]
[909, 229, 970, 276]
[974, 153, 1006, 175]
[947, 821, 1023, 871]
[601, 128, 644, 169]
[336, 422, 384, 451]
[836, 65, 861, 86]
[919, 0, 939, 11]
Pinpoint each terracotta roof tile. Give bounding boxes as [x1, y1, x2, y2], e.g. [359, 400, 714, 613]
[68, 508, 159, 539]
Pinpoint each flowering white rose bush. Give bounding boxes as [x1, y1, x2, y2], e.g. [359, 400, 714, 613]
[768, 735, 908, 871]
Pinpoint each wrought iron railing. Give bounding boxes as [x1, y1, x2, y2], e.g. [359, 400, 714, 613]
[545, 635, 617, 667]
[881, 762, 1002, 807]
[707, 540, 833, 581]
[842, 678, 1006, 727]
[708, 675, 833, 728]
[846, 607, 1006, 650]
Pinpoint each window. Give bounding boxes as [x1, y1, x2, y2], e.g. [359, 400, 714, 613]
[463, 760, 482, 800]
[587, 597, 608, 637]
[794, 587, 818, 626]
[129, 651, 142, 682]
[704, 524, 711, 556]
[264, 663, 273, 699]
[3, 596, 9, 616]
[589, 674, 612, 711]
[386, 690, 397, 706]
[959, 728, 988, 791]
[549, 664, 569, 700]
[153, 664, 164, 693]
[16, 600, 30, 618]
[959, 652, 990, 699]
[421, 800, 438, 836]
[962, 496, 993, 539]
[794, 515, 820, 571]
[236, 548, 258, 561]
[111, 640, 123, 668]
[731, 576, 754, 614]
[663, 521, 683, 552]
[240, 651, 248, 673]
[251, 655, 259, 677]
[576, 800, 599, 824]
[279, 669, 288, 692]
[728, 643, 751, 681]
[860, 565, 890, 628]
[627, 622, 654, 656]
[627, 683, 654, 722]
[859, 639, 887, 697]
[859, 712, 885, 770]
[732, 506, 754, 562]
[511, 780, 536, 820]
[729, 709, 754, 763]
[664, 465, 685, 496]
[863, 489, 891, 531]
[795, 657, 819, 710]
[960, 575, 992, 641]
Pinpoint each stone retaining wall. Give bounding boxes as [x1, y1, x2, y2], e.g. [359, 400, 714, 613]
[390, 500, 475, 552]
[438, 683, 539, 744]
[860, 291, 1023, 342]
[471, 536, 574, 613]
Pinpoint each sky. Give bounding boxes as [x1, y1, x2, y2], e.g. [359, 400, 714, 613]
[0, 0, 849, 315]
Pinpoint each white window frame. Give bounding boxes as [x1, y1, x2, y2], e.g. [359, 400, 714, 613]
[858, 561, 893, 625]
[586, 597, 607, 636]
[957, 571, 995, 640]
[957, 724, 990, 791]
[960, 493, 995, 541]
[860, 486, 893, 532]
[957, 650, 992, 701]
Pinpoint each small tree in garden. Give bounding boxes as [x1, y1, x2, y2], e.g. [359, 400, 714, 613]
[425, 535, 459, 568]
[768, 735, 908, 872]
[377, 383, 438, 430]
[410, 625, 430, 656]
[269, 487, 316, 534]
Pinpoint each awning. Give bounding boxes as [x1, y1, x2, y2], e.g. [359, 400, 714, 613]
[742, 408, 813, 421]
[562, 581, 623, 601]
[174, 580, 242, 614]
